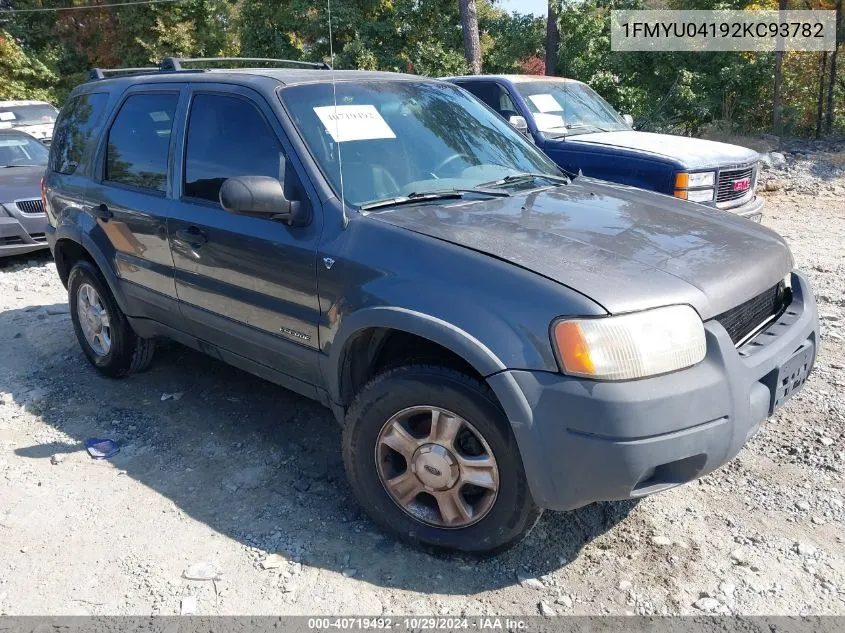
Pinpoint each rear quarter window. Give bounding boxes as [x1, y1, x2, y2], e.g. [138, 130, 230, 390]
[50, 92, 109, 175]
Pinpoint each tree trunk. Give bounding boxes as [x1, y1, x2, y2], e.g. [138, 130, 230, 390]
[817, 52, 828, 138]
[826, 0, 842, 134]
[772, 0, 788, 133]
[458, 0, 482, 75]
[545, 1, 559, 76]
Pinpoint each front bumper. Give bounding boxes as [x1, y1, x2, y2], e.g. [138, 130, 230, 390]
[489, 271, 818, 511]
[0, 215, 49, 257]
[716, 194, 764, 222]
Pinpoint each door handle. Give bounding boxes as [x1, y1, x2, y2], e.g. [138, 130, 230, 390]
[90, 203, 113, 222]
[174, 226, 208, 247]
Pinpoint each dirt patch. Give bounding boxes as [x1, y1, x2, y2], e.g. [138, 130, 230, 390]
[0, 179, 843, 616]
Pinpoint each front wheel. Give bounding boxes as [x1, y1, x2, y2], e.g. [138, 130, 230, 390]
[342, 364, 541, 554]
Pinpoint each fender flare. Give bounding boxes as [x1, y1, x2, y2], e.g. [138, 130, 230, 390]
[52, 222, 129, 314]
[324, 306, 508, 404]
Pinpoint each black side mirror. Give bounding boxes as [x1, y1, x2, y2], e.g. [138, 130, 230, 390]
[219, 176, 308, 225]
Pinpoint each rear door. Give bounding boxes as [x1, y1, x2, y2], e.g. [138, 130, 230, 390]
[168, 83, 323, 394]
[85, 86, 186, 325]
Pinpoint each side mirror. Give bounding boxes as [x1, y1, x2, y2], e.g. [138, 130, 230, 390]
[508, 115, 529, 135]
[622, 114, 634, 127]
[219, 176, 307, 225]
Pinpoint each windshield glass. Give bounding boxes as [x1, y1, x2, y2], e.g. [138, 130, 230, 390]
[0, 103, 59, 128]
[513, 81, 629, 136]
[279, 80, 562, 206]
[0, 133, 49, 167]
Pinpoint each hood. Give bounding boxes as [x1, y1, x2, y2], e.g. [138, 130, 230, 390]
[0, 165, 45, 203]
[564, 130, 759, 170]
[368, 178, 792, 319]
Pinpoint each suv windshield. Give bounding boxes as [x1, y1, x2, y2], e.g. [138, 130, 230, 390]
[0, 132, 49, 167]
[513, 81, 630, 137]
[0, 103, 59, 128]
[280, 80, 562, 206]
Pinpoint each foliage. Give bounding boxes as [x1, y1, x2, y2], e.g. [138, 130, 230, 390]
[0, 0, 841, 137]
[0, 29, 57, 100]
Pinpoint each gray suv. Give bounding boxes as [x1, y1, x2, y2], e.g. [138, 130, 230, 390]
[44, 58, 818, 553]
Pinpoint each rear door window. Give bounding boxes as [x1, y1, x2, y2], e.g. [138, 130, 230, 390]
[105, 93, 179, 192]
[50, 92, 109, 175]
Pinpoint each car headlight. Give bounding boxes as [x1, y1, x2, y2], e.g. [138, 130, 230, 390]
[686, 188, 714, 203]
[551, 305, 706, 380]
[674, 171, 716, 202]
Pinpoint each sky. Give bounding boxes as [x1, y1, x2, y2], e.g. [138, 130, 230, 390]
[497, 0, 547, 17]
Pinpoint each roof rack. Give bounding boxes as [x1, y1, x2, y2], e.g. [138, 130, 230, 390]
[159, 56, 332, 71]
[88, 67, 158, 80]
[87, 56, 332, 82]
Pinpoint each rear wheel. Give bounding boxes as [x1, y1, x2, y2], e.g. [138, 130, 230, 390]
[342, 364, 541, 553]
[68, 260, 155, 378]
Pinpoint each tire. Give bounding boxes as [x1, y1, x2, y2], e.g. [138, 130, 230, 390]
[68, 260, 155, 378]
[342, 364, 542, 554]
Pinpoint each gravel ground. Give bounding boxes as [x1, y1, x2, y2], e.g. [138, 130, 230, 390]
[0, 173, 843, 617]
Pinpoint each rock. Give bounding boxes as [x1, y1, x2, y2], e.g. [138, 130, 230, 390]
[50, 454, 65, 465]
[293, 478, 311, 492]
[693, 597, 720, 612]
[517, 574, 545, 590]
[555, 595, 573, 609]
[281, 582, 296, 593]
[180, 596, 197, 615]
[730, 548, 748, 565]
[342, 568, 357, 578]
[795, 542, 817, 557]
[820, 437, 835, 447]
[618, 580, 632, 591]
[811, 516, 825, 525]
[769, 152, 787, 168]
[719, 581, 736, 597]
[651, 535, 672, 546]
[261, 554, 286, 570]
[538, 601, 556, 617]
[765, 179, 785, 192]
[796, 500, 811, 511]
[182, 561, 220, 581]
[160, 392, 184, 401]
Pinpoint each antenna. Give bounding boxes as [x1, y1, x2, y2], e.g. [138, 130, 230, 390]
[327, 0, 348, 229]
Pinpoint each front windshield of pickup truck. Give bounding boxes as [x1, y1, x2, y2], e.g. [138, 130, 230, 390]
[280, 80, 563, 206]
[513, 80, 630, 137]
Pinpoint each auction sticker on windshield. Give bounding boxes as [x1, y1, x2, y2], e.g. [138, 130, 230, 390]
[527, 94, 563, 113]
[314, 105, 397, 143]
[0, 112, 15, 121]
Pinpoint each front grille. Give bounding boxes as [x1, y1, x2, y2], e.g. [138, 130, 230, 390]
[715, 281, 790, 345]
[0, 236, 25, 245]
[15, 199, 44, 215]
[716, 166, 755, 203]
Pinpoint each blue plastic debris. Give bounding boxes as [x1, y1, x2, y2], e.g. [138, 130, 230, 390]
[85, 438, 120, 459]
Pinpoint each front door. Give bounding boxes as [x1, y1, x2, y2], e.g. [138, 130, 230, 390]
[168, 85, 323, 393]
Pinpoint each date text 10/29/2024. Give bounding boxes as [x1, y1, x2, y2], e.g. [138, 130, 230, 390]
[307, 618, 529, 630]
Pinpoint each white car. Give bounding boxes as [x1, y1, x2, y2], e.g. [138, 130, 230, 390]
[0, 100, 59, 145]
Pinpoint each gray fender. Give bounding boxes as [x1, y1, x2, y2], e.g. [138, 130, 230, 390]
[324, 305, 508, 405]
[52, 213, 129, 314]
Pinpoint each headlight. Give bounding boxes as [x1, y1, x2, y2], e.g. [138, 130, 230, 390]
[674, 171, 716, 202]
[551, 305, 706, 380]
[687, 188, 714, 203]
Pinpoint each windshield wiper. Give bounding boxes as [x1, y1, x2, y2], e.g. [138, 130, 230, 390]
[479, 172, 571, 188]
[360, 187, 510, 211]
